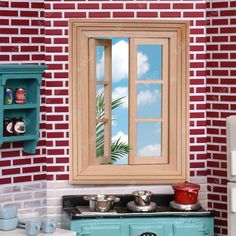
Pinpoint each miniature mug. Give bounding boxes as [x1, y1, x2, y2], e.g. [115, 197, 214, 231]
[25, 220, 41, 236]
[41, 217, 56, 234]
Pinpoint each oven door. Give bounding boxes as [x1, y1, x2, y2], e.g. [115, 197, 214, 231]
[129, 224, 165, 236]
[228, 182, 236, 236]
[173, 223, 210, 236]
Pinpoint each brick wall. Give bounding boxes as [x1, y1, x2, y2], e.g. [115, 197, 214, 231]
[0, 0, 46, 184]
[0, 0, 235, 235]
[206, 0, 236, 235]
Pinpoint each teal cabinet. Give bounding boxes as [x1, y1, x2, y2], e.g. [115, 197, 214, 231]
[0, 65, 47, 154]
[66, 217, 214, 236]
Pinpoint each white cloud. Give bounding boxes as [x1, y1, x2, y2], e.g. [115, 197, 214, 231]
[112, 131, 128, 143]
[139, 144, 161, 157]
[96, 40, 150, 82]
[137, 51, 150, 78]
[137, 89, 161, 106]
[112, 86, 128, 109]
[96, 40, 129, 82]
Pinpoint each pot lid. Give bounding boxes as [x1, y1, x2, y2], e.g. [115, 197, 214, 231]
[172, 181, 200, 191]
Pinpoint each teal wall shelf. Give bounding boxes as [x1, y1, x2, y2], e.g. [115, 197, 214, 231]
[0, 65, 47, 154]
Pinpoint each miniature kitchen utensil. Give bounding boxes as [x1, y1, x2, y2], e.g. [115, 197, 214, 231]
[172, 181, 200, 204]
[83, 195, 120, 212]
[132, 190, 152, 206]
[0, 217, 18, 231]
[0, 206, 17, 220]
[41, 217, 56, 233]
[25, 220, 41, 236]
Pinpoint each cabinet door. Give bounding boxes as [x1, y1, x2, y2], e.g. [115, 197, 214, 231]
[129, 224, 165, 236]
[79, 224, 122, 236]
[173, 223, 210, 236]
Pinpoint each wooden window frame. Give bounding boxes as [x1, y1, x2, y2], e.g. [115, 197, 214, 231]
[69, 20, 189, 184]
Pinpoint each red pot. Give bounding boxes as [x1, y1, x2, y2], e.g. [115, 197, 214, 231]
[172, 181, 200, 205]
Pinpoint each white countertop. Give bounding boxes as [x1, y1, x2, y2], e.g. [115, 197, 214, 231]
[0, 228, 76, 236]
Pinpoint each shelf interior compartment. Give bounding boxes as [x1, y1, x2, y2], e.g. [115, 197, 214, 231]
[3, 108, 38, 137]
[4, 79, 38, 105]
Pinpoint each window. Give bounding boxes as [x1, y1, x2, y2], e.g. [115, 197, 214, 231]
[69, 20, 189, 184]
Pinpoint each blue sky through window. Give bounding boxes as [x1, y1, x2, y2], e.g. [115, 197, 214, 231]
[96, 38, 162, 164]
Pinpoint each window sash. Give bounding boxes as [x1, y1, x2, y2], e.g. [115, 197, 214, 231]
[88, 39, 112, 165]
[129, 38, 169, 165]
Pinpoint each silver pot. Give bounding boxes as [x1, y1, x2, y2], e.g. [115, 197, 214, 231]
[132, 190, 152, 206]
[83, 195, 120, 212]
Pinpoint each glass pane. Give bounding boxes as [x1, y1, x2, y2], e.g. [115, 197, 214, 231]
[111, 38, 130, 165]
[96, 85, 104, 120]
[137, 122, 162, 157]
[137, 44, 162, 80]
[96, 122, 104, 158]
[96, 46, 105, 81]
[136, 84, 162, 118]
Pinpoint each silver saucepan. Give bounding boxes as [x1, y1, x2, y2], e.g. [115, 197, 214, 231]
[83, 195, 120, 212]
[132, 190, 152, 206]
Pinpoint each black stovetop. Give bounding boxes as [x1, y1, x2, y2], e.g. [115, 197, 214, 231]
[62, 194, 214, 219]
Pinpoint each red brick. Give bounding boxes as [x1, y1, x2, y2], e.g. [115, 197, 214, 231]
[160, 12, 181, 18]
[173, 3, 193, 9]
[0, 178, 11, 185]
[0, 55, 10, 61]
[46, 166, 65, 172]
[0, 37, 9, 43]
[221, 10, 236, 17]
[56, 174, 69, 180]
[12, 55, 30, 61]
[64, 12, 86, 18]
[20, 11, 38, 17]
[34, 174, 46, 181]
[31, 2, 44, 8]
[79, 3, 99, 9]
[212, 2, 228, 8]
[23, 166, 40, 173]
[0, 19, 9, 25]
[54, 21, 68, 27]
[45, 12, 62, 18]
[212, 19, 229, 25]
[21, 46, 39, 52]
[48, 149, 65, 155]
[53, 3, 75, 9]
[20, 28, 39, 35]
[45, 29, 62, 36]
[137, 12, 158, 18]
[11, 2, 29, 8]
[184, 12, 204, 18]
[14, 176, 32, 183]
[221, 27, 236, 34]
[2, 168, 20, 175]
[0, 160, 11, 166]
[113, 12, 134, 17]
[196, 3, 206, 9]
[13, 159, 31, 165]
[1, 10, 18, 16]
[150, 3, 170, 9]
[126, 3, 147, 9]
[102, 3, 123, 9]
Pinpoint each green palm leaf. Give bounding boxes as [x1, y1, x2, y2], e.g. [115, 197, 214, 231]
[96, 92, 131, 164]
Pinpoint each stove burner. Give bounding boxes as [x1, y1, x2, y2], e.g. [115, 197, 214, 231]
[169, 201, 201, 211]
[127, 201, 157, 212]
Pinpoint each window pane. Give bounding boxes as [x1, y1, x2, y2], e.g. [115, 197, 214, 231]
[137, 44, 162, 80]
[137, 122, 162, 157]
[96, 46, 105, 81]
[136, 84, 162, 119]
[111, 38, 129, 165]
[96, 122, 105, 158]
[96, 85, 105, 120]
